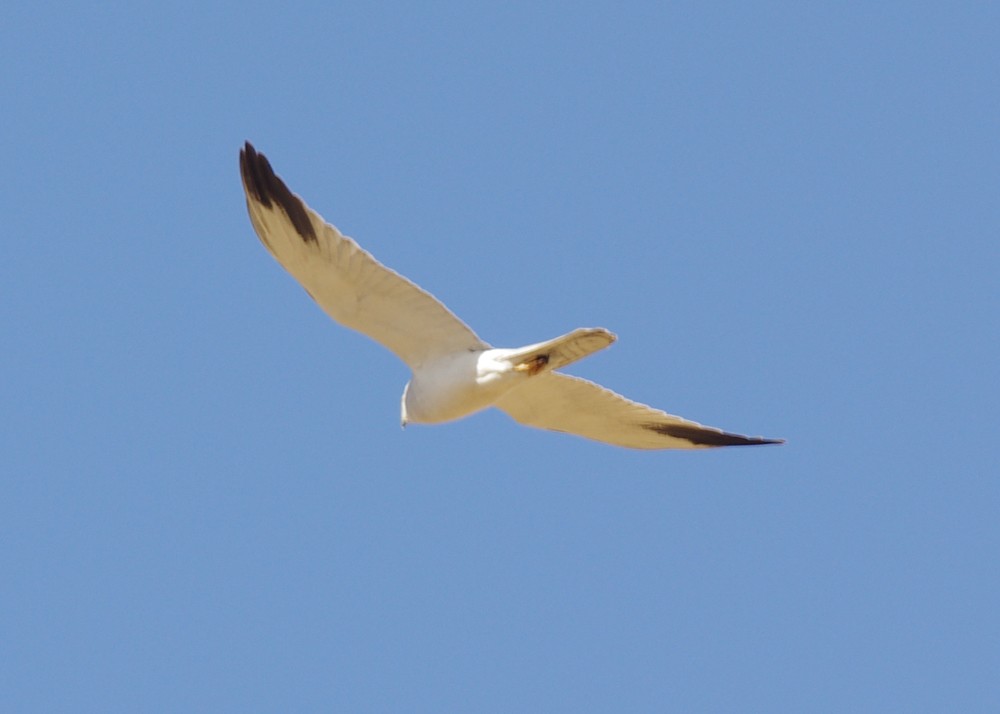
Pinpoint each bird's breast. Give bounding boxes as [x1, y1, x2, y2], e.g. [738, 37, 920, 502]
[403, 350, 520, 424]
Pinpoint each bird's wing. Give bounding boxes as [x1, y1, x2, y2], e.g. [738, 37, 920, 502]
[240, 142, 488, 369]
[495, 372, 783, 449]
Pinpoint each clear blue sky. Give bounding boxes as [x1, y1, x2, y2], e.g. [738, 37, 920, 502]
[3, 2, 998, 711]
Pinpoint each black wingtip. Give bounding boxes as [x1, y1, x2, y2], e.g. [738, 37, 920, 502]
[644, 422, 784, 447]
[239, 142, 317, 243]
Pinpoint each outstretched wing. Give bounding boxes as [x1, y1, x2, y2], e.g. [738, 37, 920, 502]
[495, 372, 783, 449]
[240, 142, 488, 369]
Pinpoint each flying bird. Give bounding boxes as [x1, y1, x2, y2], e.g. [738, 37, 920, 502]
[240, 142, 782, 449]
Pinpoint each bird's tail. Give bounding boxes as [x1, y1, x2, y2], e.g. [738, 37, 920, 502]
[505, 328, 616, 376]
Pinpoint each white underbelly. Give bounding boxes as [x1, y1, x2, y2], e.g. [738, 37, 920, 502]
[403, 350, 520, 424]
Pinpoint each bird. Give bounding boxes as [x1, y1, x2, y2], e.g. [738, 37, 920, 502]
[239, 142, 783, 450]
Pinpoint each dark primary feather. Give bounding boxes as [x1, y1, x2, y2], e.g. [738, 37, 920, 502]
[240, 142, 316, 243]
[643, 422, 784, 446]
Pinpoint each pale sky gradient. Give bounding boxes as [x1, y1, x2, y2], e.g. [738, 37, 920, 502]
[3, 2, 998, 711]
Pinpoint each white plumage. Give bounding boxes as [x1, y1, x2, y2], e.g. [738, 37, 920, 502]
[240, 142, 782, 450]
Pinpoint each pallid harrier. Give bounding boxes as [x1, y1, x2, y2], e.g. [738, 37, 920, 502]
[240, 142, 782, 450]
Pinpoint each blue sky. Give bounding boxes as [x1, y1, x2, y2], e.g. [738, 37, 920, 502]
[3, 2, 998, 711]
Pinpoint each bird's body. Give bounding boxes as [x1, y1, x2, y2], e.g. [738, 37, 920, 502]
[402, 348, 513, 425]
[240, 142, 782, 450]
[401, 329, 615, 425]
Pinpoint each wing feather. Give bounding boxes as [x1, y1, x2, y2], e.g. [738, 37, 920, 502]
[495, 372, 783, 450]
[240, 142, 487, 368]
